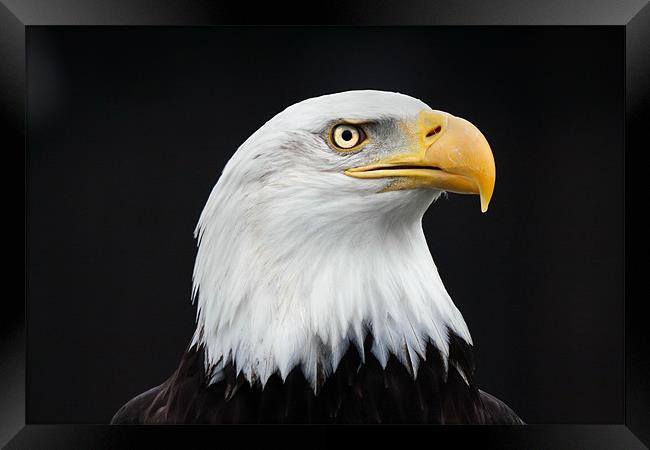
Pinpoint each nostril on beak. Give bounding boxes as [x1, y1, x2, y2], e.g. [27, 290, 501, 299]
[426, 125, 442, 138]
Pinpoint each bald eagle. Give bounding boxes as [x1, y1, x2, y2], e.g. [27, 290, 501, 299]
[112, 90, 523, 424]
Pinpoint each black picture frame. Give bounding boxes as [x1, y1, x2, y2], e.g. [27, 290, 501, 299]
[2, 1, 647, 448]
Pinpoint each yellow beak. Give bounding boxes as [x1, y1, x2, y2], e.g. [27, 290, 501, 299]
[344, 111, 496, 212]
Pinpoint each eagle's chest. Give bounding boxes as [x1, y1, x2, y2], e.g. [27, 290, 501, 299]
[145, 334, 484, 424]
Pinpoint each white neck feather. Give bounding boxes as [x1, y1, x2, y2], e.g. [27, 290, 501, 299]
[190, 147, 472, 389]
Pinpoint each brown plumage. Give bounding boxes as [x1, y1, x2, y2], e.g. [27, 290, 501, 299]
[111, 331, 523, 424]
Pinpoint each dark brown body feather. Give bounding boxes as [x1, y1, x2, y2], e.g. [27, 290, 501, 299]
[111, 333, 523, 424]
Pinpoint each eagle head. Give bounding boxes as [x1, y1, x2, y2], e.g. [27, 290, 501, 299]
[191, 90, 495, 390]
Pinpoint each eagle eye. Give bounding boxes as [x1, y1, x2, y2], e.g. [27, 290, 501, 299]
[330, 124, 367, 150]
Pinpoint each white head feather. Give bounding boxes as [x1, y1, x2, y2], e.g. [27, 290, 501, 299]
[191, 90, 472, 390]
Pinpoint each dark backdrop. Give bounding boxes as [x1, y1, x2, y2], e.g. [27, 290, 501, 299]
[26, 26, 624, 424]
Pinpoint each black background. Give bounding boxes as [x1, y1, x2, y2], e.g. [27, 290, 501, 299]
[26, 26, 624, 424]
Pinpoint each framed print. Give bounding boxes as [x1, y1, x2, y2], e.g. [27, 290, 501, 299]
[2, 0, 648, 448]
